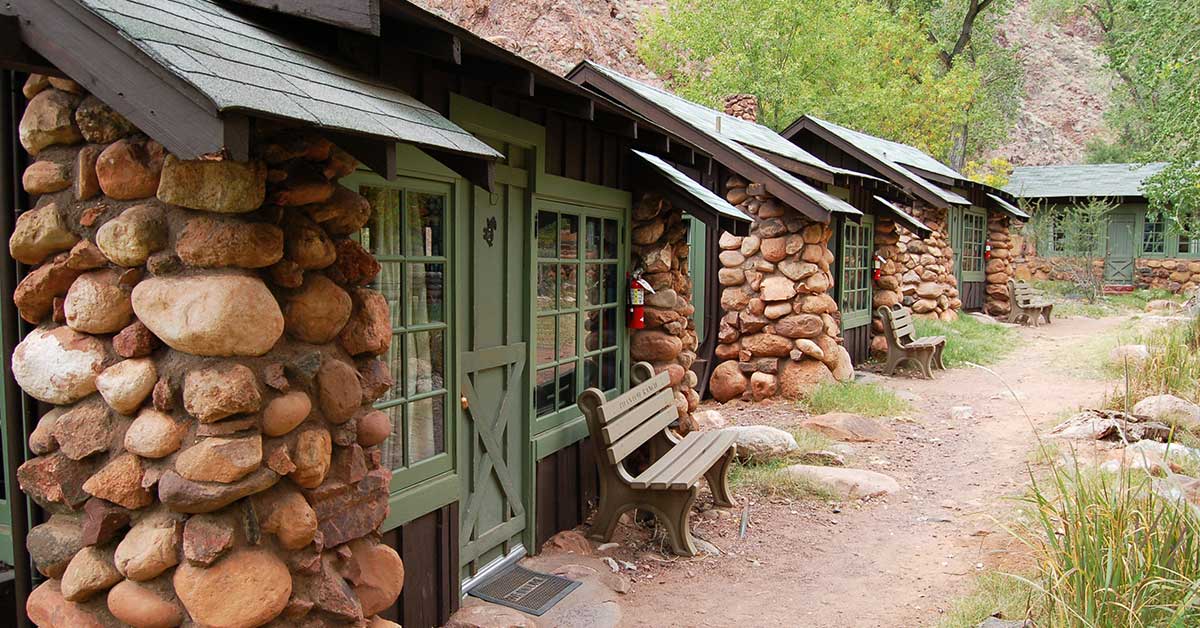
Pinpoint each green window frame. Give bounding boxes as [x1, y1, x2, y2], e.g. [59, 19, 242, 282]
[351, 176, 456, 494]
[685, 216, 707, 343]
[961, 209, 987, 281]
[839, 215, 874, 329]
[532, 202, 625, 435]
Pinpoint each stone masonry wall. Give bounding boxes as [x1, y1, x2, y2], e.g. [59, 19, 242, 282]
[708, 176, 854, 403]
[869, 216, 904, 355]
[12, 74, 403, 627]
[627, 193, 701, 432]
[986, 213, 1016, 317]
[1015, 254, 1200, 294]
[897, 206, 960, 321]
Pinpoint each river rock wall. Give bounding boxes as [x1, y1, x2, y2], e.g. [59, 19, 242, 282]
[627, 194, 701, 431]
[986, 213, 1016, 317]
[13, 75, 403, 628]
[897, 206, 959, 322]
[708, 177, 854, 403]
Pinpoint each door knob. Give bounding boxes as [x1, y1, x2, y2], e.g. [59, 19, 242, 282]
[460, 395, 469, 410]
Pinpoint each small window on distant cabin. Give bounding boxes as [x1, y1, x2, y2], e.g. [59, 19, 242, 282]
[1050, 211, 1066, 254]
[1142, 213, 1165, 255]
[1179, 237, 1200, 256]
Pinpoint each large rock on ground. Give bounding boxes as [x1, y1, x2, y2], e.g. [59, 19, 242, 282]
[132, 275, 283, 357]
[779, 359, 835, 400]
[173, 548, 291, 628]
[784, 465, 901, 499]
[156, 155, 267, 214]
[13, 326, 107, 404]
[1132, 395, 1200, 431]
[446, 603, 539, 628]
[1109, 344, 1150, 365]
[722, 425, 799, 461]
[800, 413, 895, 442]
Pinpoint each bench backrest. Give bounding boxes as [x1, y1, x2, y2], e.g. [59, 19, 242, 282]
[1008, 279, 1041, 304]
[877, 305, 918, 346]
[577, 362, 674, 466]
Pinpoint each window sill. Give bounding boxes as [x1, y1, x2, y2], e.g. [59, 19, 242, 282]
[381, 472, 460, 531]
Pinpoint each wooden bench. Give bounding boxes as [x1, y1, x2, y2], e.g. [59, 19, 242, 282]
[577, 362, 736, 556]
[877, 305, 946, 379]
[1007, 279, 1054, 326]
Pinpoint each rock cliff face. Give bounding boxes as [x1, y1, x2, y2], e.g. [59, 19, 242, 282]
[14, 74, 403, 627]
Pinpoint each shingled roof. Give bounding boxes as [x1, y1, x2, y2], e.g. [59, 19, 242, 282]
[1004, 163, 1168, 200]
[76, 0, 499, 160]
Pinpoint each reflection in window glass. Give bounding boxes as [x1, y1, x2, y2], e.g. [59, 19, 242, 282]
[534, 208, 623, 418]
[359, 185, 450, 473]
[1143, 214, 1165, 255]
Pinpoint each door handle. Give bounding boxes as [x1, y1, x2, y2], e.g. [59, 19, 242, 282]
[460, 395, 469, 410]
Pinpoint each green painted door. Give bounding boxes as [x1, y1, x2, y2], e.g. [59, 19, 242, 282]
[947, 207, 964, 285]
[839, 215, 874, 330]
[458, 147, 531, 582]
[1106, 212, 1137, 285]
[685, 217, 707, 342]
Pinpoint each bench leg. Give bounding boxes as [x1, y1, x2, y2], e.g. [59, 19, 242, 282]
[704, 447, 736, 509]
[653, 487, 699, 557]
[1043, 305, 1053, 325]
[918, 350, 935, 379]
[589, 476, 634, 543]
[932, 343, 946, 370]
[883, 350, 902, 376]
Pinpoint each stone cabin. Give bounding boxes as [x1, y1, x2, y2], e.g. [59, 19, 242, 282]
[782, 116, 1028, 353]
[1003, 163, 1194, 293]
[0, 1, 764, 626]
[569, 64, 947, 403]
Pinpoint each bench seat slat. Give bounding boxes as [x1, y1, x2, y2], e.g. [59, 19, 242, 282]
[907, 336, 945, 348]
[629, 431, 735, 490]
[606, 405, 678, 465]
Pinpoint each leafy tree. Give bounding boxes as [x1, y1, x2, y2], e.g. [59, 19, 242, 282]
[638, 0, 1018, 165]
[964, 156, 1014, 188]
[1023, 197, 1115, 301]
[1041, 0, 1200, 236]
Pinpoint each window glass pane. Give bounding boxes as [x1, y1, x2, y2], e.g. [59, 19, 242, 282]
[377, 262, 404, 328]
[537, 263, 556, 311]
[556, 362, 577, 410]
[407, 263, 444, 324]
[602, 264, 618, 304]
[584, 310, 602, 351]
[535, 367, 556, 416]
[382, 343, 403, 404]
[601, 308, 618, 348]
[583, 355, 601, 390]
[406, 192, 444, 257]
[603, 219, 618, 259]
[601, 350, 618, 391]
[360, 187, 401, 257]
[537, 211, 557, 257]
[560, 214, 579, 259]
[585, 217, 602, 260]
[536, 316, 555, 366]
[559, 264, 577, 309]
[405, 330, 444, 397]
[408, 396, 445, 463]
[379, 404, 404, 470]
[584, 263, 602, 306]
[557, 314, 577, 359]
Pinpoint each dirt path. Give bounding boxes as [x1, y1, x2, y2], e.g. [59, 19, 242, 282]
[612, 316, 1126, 627]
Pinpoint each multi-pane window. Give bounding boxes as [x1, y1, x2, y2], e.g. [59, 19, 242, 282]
[357, 184, 450, 475]
[1177, 236, 1200, 256]
[1143, 213, 1166, 255]
[961, 211, 987, 275]
[534, 209, 621, 418]
[839, 217, 873, 328]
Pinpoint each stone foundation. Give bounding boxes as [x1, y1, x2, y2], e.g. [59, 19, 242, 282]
[627, 194, 701, 431]
[985, 214, 1015, 317]
[708, 177, 853, 403]
[869, 216, 904, 355]
[1013, 255, 1200, 294]
[13, 75, 403, 627]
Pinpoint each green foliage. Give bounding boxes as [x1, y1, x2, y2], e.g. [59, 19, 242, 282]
[1040, 0, 1200, 235]
[937, 571, 1043, 628]
[728, 458, 835, 500]
[638, 0, 1019, 164]
[1118, 316, 1200, 406]
[1023, 198, 1116, 301]
[912, 312, 1021, 367]
[1017, 463, 1200, 626]
[1032, 281, 1177, 317]
[964, 156, 1014, 188]
[799, 381, 911, 417]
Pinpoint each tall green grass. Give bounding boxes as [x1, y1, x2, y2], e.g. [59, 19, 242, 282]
[799, 381, 910, 417]
[1015, 464, 1200, 626]
[1032, 281, 1180, 318]
[1115, 316, 1200, 405]
[913, 314, 1020, 368]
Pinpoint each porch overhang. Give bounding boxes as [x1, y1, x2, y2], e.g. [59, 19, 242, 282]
[633, 150, 752, 237]
[987, 193, 1031, 220]
[874, 195, 933, 239]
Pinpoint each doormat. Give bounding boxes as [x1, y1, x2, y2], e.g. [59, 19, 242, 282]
[468, 564, 581, 616]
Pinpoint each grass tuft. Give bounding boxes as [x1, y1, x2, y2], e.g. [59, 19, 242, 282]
[913, 314, 1021, 368]
[727, 459, 835, 501]
[937, 571, 1042, 628]
[799, 381, 911, 417]
[1032, 281, 1180, 318]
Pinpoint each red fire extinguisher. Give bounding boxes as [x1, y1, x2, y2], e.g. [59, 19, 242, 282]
[627, 269, 655, 329]
[872, 255, 884, 282]
[985, 243, 993, 260]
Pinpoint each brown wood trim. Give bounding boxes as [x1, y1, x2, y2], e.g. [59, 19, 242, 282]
[229, 0, 381, 35]
[382, 502, 461, 628]
[746, 145, 834, 185]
